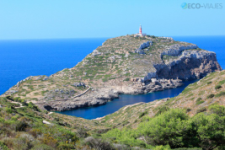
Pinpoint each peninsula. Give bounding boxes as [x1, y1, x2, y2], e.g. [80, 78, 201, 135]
[2, 33, 222, 111]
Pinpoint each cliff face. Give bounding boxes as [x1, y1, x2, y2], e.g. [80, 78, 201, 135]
[155, 50, 221, 80]
[2, 35, 222, 111]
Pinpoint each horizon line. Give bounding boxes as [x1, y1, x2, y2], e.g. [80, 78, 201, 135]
[0, 35, 225, 41]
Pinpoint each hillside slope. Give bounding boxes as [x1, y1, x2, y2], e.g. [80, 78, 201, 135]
[98, 70, 225, 129]
[0, 70, 225, 150]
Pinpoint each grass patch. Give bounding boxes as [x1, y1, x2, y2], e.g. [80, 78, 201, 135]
[207, 81, 212, 85]
[215, 91, 225, 97]
[182, 87, 192, 95]
[187, 93, 193, 98]
[218, 79, 225, 85]
[198, 91, 205, 96]
[196, 98, 204, 105]
[123, 78, 130, 81]
[41, 90, 49, 96]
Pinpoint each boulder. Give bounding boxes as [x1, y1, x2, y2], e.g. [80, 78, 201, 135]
[72, 82, 86, 87]
[92, 50, 102, 56]
[42, 76, 49, 81]
[139, 41, 151, 49]
[135, 49, 145, 54]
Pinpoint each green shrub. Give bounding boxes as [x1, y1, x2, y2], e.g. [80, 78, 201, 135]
[16, 121, 28, 131]
[196, 98, 204, 105]
[172, 148, 201, 150]
[196, 100, 204, 105]
[186, 108, 192, 112]
[6, 96, 13, 100]
[103, 108, 225, 149]
[41, 133, 58, 148]
[215, 85, 222, 90]
[191, 113, 225, 150]
[28, 102, 39, 111]
[218, 79, 225, 85]
[58, 143, 75, 150]
[5, 107, 12, 114]
[155, 106, 170, 116]
[123, 78, 130, 81]
[207, 94, 214, 98]
[215, 91, 225, 97]
[31, 144, 54, 150]
[0, 141, 9, 150]
[138, 109, 189, 148]
[207, 81, 212, 85]
[196, 98, 202, 101]
[84, 137, 114, 150]
[154, 145, 171, 150]
[197, 107, 207, 113]
[208, 104, 225, 116]
[22, 101, 28, 106]
[0, 117, 4, 123]
[139, 111, 148, 118]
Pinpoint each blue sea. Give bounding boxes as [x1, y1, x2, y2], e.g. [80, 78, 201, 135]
[0, 36, 224, 119]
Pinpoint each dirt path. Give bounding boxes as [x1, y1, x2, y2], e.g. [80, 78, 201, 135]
[7, 100, 25, 108]
[73, 87, 91, 98]
[48, 112, 53, 115]
[43, 120, 52, 125]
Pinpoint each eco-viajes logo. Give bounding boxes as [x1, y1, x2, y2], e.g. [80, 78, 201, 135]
[181, 3, 188, 9]
[181, 2, 223, 9]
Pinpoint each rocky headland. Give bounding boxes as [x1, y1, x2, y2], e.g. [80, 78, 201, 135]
[2, 35, 222, 111]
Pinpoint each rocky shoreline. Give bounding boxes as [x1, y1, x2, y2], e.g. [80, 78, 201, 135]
[36, 49, 221, 112]
[2, 35, 222, 112]
[36, 77, 183, 111]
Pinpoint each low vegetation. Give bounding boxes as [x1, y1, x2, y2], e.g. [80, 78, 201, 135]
[102, 106, 225, 149]
[1, 69, 225, 149]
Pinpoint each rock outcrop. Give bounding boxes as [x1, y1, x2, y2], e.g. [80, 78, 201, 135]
[135, 41, 153, 54]
[143, 50, 221, 82]
[161, 44, 198, 56]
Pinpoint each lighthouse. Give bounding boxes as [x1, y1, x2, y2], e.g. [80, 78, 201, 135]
[134, 25, 146, 37]
[139, 25, 142, 35]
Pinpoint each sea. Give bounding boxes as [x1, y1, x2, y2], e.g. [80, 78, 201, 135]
[0, 36, 224, 119]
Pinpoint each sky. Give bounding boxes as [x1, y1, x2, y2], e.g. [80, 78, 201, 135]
[0, 0, 224, 39]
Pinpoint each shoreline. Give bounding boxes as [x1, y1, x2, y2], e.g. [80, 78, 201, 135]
[54, 79, 200, 120]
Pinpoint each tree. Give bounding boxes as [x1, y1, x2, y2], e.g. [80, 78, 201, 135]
[139, 109, 190, 148]
[208, 104, 225, 116]
[191, 113, 225, 150]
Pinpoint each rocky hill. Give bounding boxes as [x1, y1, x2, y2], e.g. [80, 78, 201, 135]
[2, 35, 221, 111]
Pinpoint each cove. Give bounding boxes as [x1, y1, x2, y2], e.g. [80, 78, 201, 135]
[58, 80, 198, 119]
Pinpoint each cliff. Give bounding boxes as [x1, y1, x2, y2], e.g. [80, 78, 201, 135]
[2, 35, 222, 111]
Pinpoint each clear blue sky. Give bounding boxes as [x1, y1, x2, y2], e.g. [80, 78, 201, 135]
[0, 0, 224, 39]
